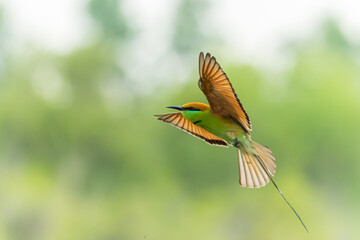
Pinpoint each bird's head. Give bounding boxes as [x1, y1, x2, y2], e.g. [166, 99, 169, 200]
[167, 102, 210, 112]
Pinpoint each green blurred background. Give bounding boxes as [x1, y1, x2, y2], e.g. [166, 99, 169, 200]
[1, 0, 360, 239]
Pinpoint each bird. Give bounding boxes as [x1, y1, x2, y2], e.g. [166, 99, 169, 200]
[155, 52, 308, 232]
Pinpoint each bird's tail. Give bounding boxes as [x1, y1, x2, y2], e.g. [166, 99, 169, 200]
[237, 141, 276, 188]
[237, 141, 309, 232]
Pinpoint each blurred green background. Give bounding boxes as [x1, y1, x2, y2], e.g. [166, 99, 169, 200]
[1, 0, 360, 239]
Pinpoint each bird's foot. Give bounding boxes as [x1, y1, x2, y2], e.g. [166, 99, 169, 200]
[233, 138, 240, 148]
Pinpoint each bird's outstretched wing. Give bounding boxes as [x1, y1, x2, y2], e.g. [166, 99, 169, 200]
[155, 113, 228, 147]
[198, 52, 252, 132]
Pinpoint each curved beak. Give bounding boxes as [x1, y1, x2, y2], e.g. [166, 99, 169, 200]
[167, 106, 184, 111]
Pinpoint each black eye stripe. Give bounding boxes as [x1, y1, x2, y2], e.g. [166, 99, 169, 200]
[184, 106, 200, 111]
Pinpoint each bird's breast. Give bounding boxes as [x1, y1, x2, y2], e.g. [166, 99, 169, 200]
[184, 110, 248, 145]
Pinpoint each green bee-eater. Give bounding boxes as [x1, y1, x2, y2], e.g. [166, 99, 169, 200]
[155, 52, 308, 232]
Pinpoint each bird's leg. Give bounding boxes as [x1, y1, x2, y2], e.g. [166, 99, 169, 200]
[233, 138, 240, 148]
[227, 131, 242, 148]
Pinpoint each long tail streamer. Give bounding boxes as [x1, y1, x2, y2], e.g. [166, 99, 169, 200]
[254, 155, 309, 233]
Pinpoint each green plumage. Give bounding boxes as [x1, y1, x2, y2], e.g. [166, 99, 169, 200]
[155, 52, 308, 232]
[181, 110, 252, 149]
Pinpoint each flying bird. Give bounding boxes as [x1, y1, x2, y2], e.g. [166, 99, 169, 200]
[155, 52, 308, 232]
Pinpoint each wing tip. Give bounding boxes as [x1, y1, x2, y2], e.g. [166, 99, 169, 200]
[199, 52, 215, 61]
[206, 139, 228, 147]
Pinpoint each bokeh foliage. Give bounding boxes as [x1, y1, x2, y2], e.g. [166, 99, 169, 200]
[0, 1, 359, 239]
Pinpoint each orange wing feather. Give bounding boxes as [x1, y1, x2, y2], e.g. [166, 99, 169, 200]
[198, 52, 252, 132]
[155, 113, 228, 147]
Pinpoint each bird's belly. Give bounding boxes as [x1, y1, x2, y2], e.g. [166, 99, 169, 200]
[198, 117, 247, 145]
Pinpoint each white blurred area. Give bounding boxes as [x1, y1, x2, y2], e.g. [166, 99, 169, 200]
[212, 0, 360, 64]
[2, 0, 360, 98]
[3, 0, 360, 61]
[2, 0, 91, 53]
